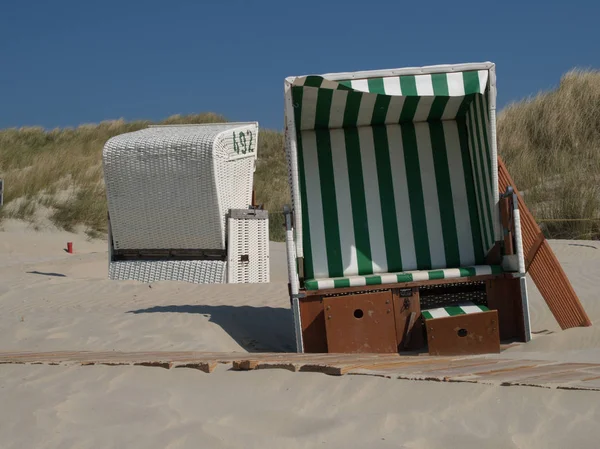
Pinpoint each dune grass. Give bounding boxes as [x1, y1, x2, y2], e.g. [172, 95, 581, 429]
[0, 69, 598, 240]
[0, 113, 291, 240]
[498, 69, 600, 239]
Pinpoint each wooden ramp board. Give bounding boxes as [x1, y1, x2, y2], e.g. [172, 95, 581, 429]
[1, 351, 600, 391]
[498, 157, 592, 329]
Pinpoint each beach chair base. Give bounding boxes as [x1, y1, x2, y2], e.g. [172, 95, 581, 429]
[425, 310, 500, 356]
[296, 274, 526, 355]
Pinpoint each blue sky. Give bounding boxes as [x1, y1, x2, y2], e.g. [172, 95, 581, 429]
[1, 0, 598, 131]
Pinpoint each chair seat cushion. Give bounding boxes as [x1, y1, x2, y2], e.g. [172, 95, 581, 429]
[422, 302, 490, 320]
[304, 265, 502, 291]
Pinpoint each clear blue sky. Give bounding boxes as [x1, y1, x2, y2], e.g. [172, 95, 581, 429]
[1, 0, 598, 131]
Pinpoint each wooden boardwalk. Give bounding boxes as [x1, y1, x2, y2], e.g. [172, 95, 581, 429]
[1, 351, 600, 392]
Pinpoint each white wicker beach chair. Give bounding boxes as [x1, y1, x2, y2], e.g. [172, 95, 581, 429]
[284, 62, 531, 354]
[103, 123, 269, 284]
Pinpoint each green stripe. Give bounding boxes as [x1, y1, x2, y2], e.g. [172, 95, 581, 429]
[333, 278, 350, 288]
[458, 267, 477, 277]
[429, 121, 461, 267]
[396, 273, 413, 283]
[366, 275, 382, 285]
[292, 87, 314, 280]
[399, 76, 420, 121]
[456, 117, 485, 264]
[422, 311, 434, 320]
[367, 78, 386, 94]
[371, 94, 391, 125]
[456, 94, 475, 119]
[471, 97, 494, 250]
[445, 306, 466, 317]
[477, 94, 495, 241]
[303, 76, 324, 88]
[428, 270, 445, 280]
[466, 102, 491, 251]
[490, 265, 503, 274]
[343, 90, 362, 127]
[401, 122, 431, 270]
[338, 80, 352, 89]
[314, 128, 344, 277]
[372, 125, 403, 272]
[344, 127, 373, 275]
[305, 280, 318, 290]
[428, 73, 450, 120]
[462, 71, 481, 95]
[314, 88, 333, 129]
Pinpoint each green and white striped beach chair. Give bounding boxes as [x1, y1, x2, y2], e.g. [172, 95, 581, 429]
[283, 62, 531, 353]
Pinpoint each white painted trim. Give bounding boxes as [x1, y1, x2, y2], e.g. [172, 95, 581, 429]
[487, 64, 502, 242]
[284, 80, 304, 259]
[287, 62, 494, 82]
[520, 276, 532, 342]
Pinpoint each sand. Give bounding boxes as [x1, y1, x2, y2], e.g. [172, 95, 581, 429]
[0, 219, 599, 448]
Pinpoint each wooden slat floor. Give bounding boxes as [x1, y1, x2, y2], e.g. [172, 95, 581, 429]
[1, 350, 600, 391]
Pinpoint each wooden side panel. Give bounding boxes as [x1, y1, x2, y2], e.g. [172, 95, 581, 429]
[426, 310, 500, 356]
[486, 277, 526, 341]
[324, 291, 397, 353]
[299, 297, 328, 353]
[392, 288, 425, 351]
[498, 157, 591, 329]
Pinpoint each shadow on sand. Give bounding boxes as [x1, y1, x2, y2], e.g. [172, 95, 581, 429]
[128, 304, 296, 353]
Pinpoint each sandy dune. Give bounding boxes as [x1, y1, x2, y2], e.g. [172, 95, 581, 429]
[0, 219, 599, 448]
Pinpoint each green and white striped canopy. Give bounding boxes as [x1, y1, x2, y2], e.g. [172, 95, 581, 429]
[286, 64, 500, 285]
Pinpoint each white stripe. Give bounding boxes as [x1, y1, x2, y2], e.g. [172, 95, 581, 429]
[320, 79, 339, 90]
[387, 125, 417, 271]
[385, 96, 406, 124]
[441, 96, 464, 120]
[467, 102, 491, 252]
[317, 279, 335, 290]
[358, 126, 387, 274]
[412, 96, 436, 122]
[293, 77, 307, 87]
[330, 129, 358, 276]
[379, 273, 399, 284]
[301, 131, 328, 278]
[478, 70, 489, 94]
[414, 123, 446, 269]
[409, 270, 430, 282]
[441, 268, 461, 279]
[473, 96, 494, 251]
[428, 308, 449, 319]
[351, 79, 369, 93]
[474, 265, 492, 275]
[459, 303, 484, 315]
[356, 93, 377, 127]
[383, 77, 402, 95]
[349, 276, 367, 287]
[328, 89, 348, 129]
[443, 121, 476, 266]
[300, 87, 318, 131]
[415, 74, 434, 95]
[446, 72, 465, 96]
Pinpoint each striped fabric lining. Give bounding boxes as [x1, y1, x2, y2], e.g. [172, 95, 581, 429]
[421, 302, 490, 320]
[304, 265, 502, 291]
[291, 71, 488, 130]
[291, 68, 497, 286]
[299, 122, 486, 280]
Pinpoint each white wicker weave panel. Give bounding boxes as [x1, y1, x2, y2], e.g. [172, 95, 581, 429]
[103, 123, 257, 251]
[227, 212, 270, 283]
[109, 260, 227, 284]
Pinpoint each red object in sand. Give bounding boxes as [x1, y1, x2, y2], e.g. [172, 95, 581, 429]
[67, 242, 73, 254]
